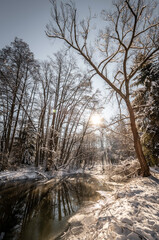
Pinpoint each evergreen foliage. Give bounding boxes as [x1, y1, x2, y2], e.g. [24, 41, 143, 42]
[133, 60, 159, 166]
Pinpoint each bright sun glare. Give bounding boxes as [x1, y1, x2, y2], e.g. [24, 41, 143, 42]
[90, 114, 102, 126]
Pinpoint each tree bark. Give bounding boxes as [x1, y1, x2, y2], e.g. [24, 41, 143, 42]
[9, 75, 27, 155]
[126, 100, 150, 176]
[5, 93, 17, 153]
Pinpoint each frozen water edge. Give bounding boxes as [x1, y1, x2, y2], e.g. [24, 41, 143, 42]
[0, 166, 54, 185]
[0, 166, 76, 183]
[0, 164, 101, 181]
[0, 161, 158, 184]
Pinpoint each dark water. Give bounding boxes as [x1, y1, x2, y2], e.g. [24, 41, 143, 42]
[0, 174, 102, 240]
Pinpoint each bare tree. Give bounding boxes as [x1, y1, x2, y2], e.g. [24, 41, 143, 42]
[46, 0, 159, 176]
[45, 52, 99, 170]
[35, 61, 53, 166]
[0, 39, 102, 170]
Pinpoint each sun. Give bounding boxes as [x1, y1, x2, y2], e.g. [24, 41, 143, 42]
[90, 114, 102, 126]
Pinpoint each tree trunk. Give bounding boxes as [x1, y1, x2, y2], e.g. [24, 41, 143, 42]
[126, 100, 150, 176]
[9, 79, 27, 155]
[5, 93, 17, 153]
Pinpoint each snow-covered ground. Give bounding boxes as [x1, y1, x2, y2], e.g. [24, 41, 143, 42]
[61, 174, 159, 240]
[0, 166, 92, 183]
[0, 167, 48, 183]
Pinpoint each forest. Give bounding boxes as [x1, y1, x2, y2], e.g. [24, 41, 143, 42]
[0, 37, 131, 171]
[0, 0, 159, 240]
[0, 39, 158, 174]
[0, 38, 136, 172]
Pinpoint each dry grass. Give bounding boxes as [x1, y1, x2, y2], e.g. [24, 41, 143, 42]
[107, 159, 140, 182]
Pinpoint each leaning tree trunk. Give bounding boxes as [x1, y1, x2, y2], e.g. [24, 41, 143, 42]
[126, 100, 150, 177]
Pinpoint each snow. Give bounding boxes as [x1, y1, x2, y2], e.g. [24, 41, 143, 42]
[1, 165, 159, 239]
[0, 167, 49, 183]
[62, 174, 159, 240]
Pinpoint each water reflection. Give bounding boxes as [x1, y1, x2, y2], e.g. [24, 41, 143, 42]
[0, 176, 101, 240]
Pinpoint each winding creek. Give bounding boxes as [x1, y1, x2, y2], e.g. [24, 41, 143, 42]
[0, 173, 112, 240]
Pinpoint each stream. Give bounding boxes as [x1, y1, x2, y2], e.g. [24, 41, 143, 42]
[0, 173, 111, 240]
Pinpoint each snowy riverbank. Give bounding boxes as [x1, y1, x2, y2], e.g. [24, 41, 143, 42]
[60, 174, 159, 240]
[0, 163, 159, 240]
[0, 167, 49, 184]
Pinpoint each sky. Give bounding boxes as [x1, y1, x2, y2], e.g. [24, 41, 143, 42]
[0, 0, 117, 120]
[0, 0, 113, 60]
